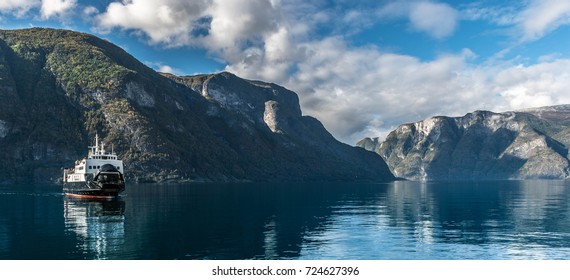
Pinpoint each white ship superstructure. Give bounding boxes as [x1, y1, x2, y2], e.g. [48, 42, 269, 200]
[63, 134, 125, 198]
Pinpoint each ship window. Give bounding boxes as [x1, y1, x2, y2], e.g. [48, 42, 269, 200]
[97, 166, 100, 169]
[117, 166, 120, 170]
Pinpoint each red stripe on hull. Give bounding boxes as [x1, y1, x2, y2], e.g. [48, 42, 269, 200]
[65, 193, 116, 199]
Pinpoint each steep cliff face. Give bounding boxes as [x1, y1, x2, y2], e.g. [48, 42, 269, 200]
[166, 72, 395, 182]
[357, 107, 570, 180]
[0, 28, 394, 184]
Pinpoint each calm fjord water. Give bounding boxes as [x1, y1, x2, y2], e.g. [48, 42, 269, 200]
[1, 181, 570, 260]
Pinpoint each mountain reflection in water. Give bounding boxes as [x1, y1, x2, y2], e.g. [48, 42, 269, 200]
[1, 181, 570, 259]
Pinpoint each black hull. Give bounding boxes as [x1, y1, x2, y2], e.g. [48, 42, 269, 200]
[64, 181, 125, 198]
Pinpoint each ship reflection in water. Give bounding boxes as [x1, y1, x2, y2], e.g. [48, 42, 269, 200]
[2, 182, 570, 259]
[63, 197, 125, 259]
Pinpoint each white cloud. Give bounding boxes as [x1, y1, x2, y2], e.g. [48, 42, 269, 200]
[517, 0, 570, 41]
[378, 1, 459, 39]
[279, 40, 498, 144]
[225, 25, 305, 83]
[40, 0, 76, 19]
[157, 65, 174, 74]
[94, 0, 282, 53]
[220, 1, 570, 143]
[82, 5, 97, 16]
[204, 0, 280, 53]
[93, 0, 302, 88]
[0, 0, 76, 19]
[144, 61, 181, 75]
[0, 0, 38, 17]
[493, 61, 570, 109]
[279, 41, 570, 144]
[409, 1, 458, 39]
[95, 0, 211, 46]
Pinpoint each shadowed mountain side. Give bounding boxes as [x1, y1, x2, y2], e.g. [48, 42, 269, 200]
[0, 28, 394, 184]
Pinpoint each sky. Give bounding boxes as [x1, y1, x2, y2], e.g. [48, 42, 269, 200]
[2, 0, 570, 144]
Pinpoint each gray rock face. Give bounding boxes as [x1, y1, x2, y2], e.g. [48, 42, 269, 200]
[168, 72, 395, 182]
[357, 107, 570, 180]
[0, 28, 394, 184]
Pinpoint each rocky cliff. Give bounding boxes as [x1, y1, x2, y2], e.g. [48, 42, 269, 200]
[0, 28, 394, 184]
[357, 106, 570, 180]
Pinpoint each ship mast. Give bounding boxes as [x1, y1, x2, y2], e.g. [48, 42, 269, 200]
[95, 133, 99, 154]
[89, 133, 102, 157]
[88, 133, 114, 157]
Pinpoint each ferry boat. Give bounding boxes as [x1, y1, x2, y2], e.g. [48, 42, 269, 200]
[63, 134, 125, 198]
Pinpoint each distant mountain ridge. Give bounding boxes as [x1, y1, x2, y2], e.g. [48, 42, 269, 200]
[357, 105, 570, 180]
[0, 28, 394, 184]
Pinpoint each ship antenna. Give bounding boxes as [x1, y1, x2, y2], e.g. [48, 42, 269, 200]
[95, 133, 99, 154]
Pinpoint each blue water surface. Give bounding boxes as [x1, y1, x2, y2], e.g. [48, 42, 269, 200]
[1, 180, 570, 260]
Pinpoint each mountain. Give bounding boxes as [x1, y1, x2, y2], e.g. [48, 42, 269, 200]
[357, 106, 570, 180]
[0, 28, 394, 184]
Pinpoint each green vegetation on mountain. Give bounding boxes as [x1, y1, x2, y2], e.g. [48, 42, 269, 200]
[0, 28, 393, 184]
